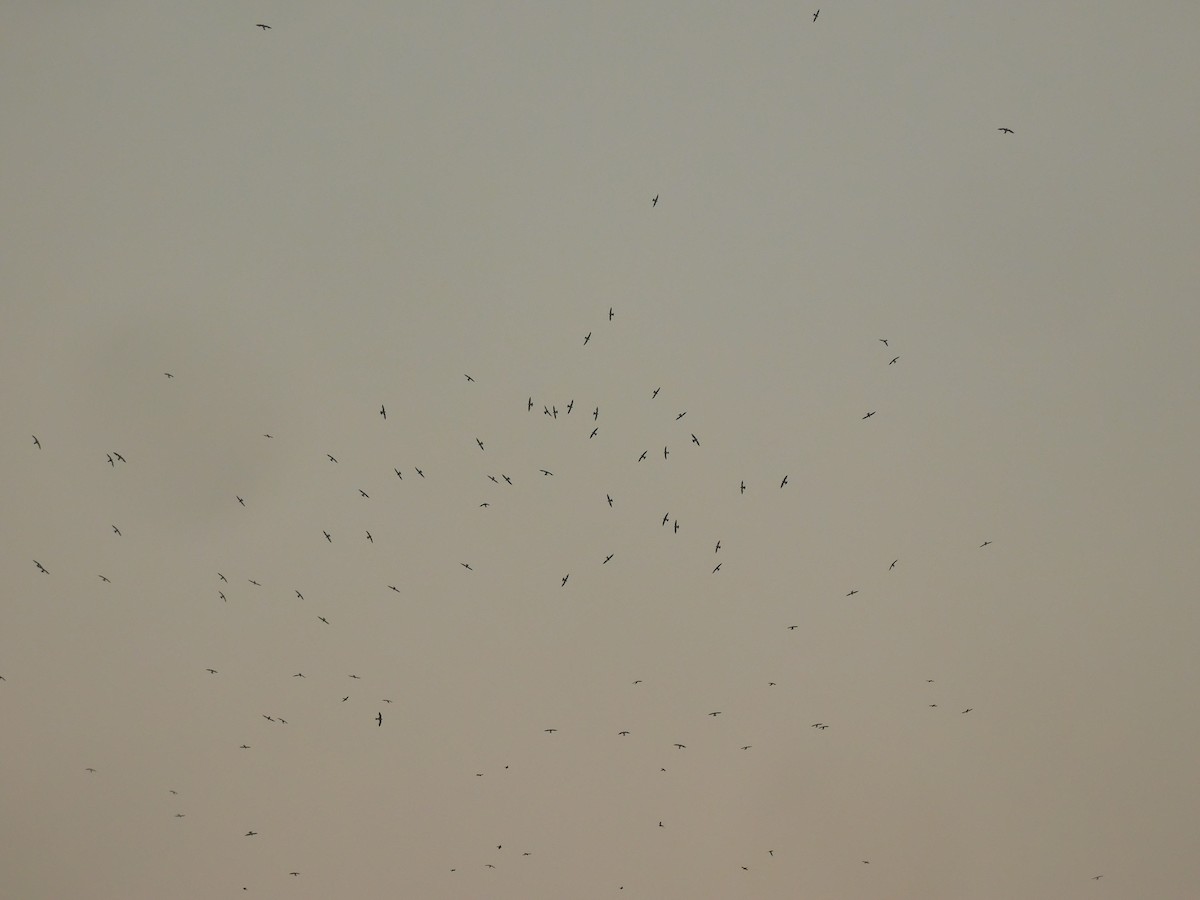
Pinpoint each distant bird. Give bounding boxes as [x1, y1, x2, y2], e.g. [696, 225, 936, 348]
[583, 332, 591, 345]
[245, 831, 258, 837]
[32, 435, 40, 448]
[618, 731, 630, 736]
[323, 531, 331, 542]
[380, 405, 386, 419]
[544, 728, 557, 733]
[394, 468, 402, 478]
[691, 433, 699, 446]
[593, 406, 599, 420]
[255, 24, 270, 30]
[539, 469, 553, 476]
[414, 467, 424, 477]
[107, 453, 115, 467]
[846, 590, 858, 596]
[249, 579, 260, 586]
[709, 711, 721, 716]
[502, 474, 512, 484]
[219, 573, 227, 582]
[295, 590, 304, 599]
[174, 813, 185, 818]
[879, 338, 888, 346]
[377, 712, 382, 726]
[651, 387, 660, 398]
[606, 494, 613, 507]
[811, 723, 824, 728]
[651, 195, 659, 207]
[461, 563, 473, 570]
[349, 674, 360, 679]
[327, 454, 338, 463]
[476, 438, 484, 450]
[388, 585, 400, 592]
[206, 668, 218, 674]
[318, 616, 329, 624]
[788, 625, 798, 630]
[813, 9, 819, 21]
[862, 411, 875, 419]
[164, 372, 174, 378]
[740, 480, 746, 494]
[359, 489, 369, 498]
[1092, 875, 1103, 880]
[85, 768, 96, 773]
[961, 708, 973, 714]
[638, 450, 648, 461]
[998, 127, 1014, 134]
[566, 400, 574, 414]
[527, 396, 533, 411]
[674, 744, 686, 749]
[662, 512, 670, 526]
[219, 592, 226, 601]
[715, 541, 721, 552]
[603, 554, 614, 564]
[237, 496, 245, 506]
[34, 560, 48, 574]
[112, 525, 121, 536]
[342, 696, 349, 702]
[980, 541, 992, 547]
[676, 411, 686, 420]
[465, 374, 475, 382]
[552, 406, 558, 418]
[890, 559, 898, 570]
[561, 574, 569, 586]
[664, 446, 669, 459]
[590, 427, 598, 438]
[263, 715, 274, 721]
[712, 563, 722, 573]
[240, 745, 250, 749]
[293, 673, 304, 678]
[366, 531, 373, 542]
[609, 307, 614, 320]
[780, 475, 788, 488]
[480, 502, 490, 508]
[290, 873, 300, 877]
[98, 575, 110, 583]
[382, 698, 392, 703]
[633, 680, 642, 684]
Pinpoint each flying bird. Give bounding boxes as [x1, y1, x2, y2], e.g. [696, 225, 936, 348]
[380, 405, 386, 419]
[691, 433, 699, 445]
[34, 560, 48, 574]
[414, 467, 424, 477]
[740, 480, 746, 494]
[890, 559, 898, 570]
[539, 469, 553, 476]
[675, 411, 686, 420]
[359, 489, 369, 498]
[712, 563, 722, 573]
[255, 24, 270, 30]
[846, 589, 858, 596]
[788, 625, 799, 630]
[862, 411, 875, 419]
[323, 531, 331, 542]
[651, 195, 658, 206]
[99, 575, 110, 583]
[388, 585, 400, 592]
[998, 127, 1014, 133]
[295, 590, 304, 599]
[164, 372, 174, 377]
[780, 475, 788, 488]
[544, 728, 557, 733]
[377, 712, 382, 726]
[593, 406, 599, 420]
[218, 573, 227, 582]
[476, 438, 484, 450]
[566, 400, 574, 414]
[527, 396, 533, 411]
[674, 744, 686, 749]
[583, 332, 591, 345]
[889, 356, 899, 364]
[561, 574, 569, 586]
[961, 708, 973, 714]
[664, 446, 669, 459]
[237, 496, 245, 506]
[465, 374, 475, 382]
[248, 579, 260, 586]
[240, 745, 250, 749]
[85, 768, 97, 773]
[638, 450, 647, 461]
[293, 673, 304, 678]
[502, 474, 512, 484]
[879, 338, 888, 346]
[318, 616, 329, 624]
[245, 831, 258, 837]
[813, 9, 819, 21]
[662, 512, 670, 526]
[618, 731, 630, 736]
[219, 592, 226, 601]
[32, 435, 40, 448]
[609, 307, 614, 320]
[327, 454, 338, 463]
[980, 541, 992, 548]
[651, 387, 660, 398]
[366, 531, 373, 542]
[461, 563, 473, 570]
[107, 454, 115, 467]
[112, 525, 121, 536]
[603, 554, 614, 564]
[708, 711, 721, 716]
[394, 468, 402, 478]
[606, 494, 613, 507]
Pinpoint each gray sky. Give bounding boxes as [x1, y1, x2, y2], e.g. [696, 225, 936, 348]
[4, 2, 1199, 898]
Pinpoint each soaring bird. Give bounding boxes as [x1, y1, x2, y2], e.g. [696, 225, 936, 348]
[583, 332, 591, 345]
[998, 127, 1014, 133]
[566, 400, 574, 414]
[85, 768, 97, 773]
[561, 574, 569, 586]
[465, 374, 475, 382]
[862, 411, 875, 419]
[388, 585, 400, 592]
[502, 474, 512, 484]
[379, 405, 386, 419]
[327, 454, 338, 463]
[414, 467, 424, 477]
[708, 711, 721, 716]
[245, 831, 258, 837]
[651, 387, 660, 398]
[376, 712, 382, 726]
[107, 453, 115, 467]
[980, 540, 992, 548]
[99, 575, 110, 583]
[740, 480, 746, 494]
[527, 396, 533, 411]
[742, 746, 752, 750]
[961, 708, 973, 714]
[293, 673, 304, 678]
[476, 438, 484, 451]
[112, 525, 121, 536]
[32, 435, 40, 448]
[638, 450, 648, 461]
[879, 338, 888, 346]
[295, 590, 304, 599]
[590, 427, 598, 438]
[662, 512, 670, 526]
[480, 502, 490, 508]
[219, 592, 226, 601]
[603, 554, 614, 564]
[675, 411, 686, 420]
[323, 531, 331, 542]
[846, 589, 858, 596]
[461, 563, 473, 570]
[691, 433, 700, 446]
[34, 560, 48, 574]
[240, 745, 251, 749]
[366, 531, 373, 542]
[606, 494, 613, 507]
[248, 579, 260, 586]
[651, 194, 659, 206]
[889, 356, 899, 365]
[164, 372, 174, 377]
[712, 563, 722, 573]
[318, 616, 329, 624]
[544, 728, 558, 733]
[237, 496, 245, 506]
[812, 9, 819, 21]
[663, 446, 669, 459]
[890, 559, 898, 570]
[618, 731, 630, 736]
[359, 489, 369, 498]
[539, 469, 553, 476]
[206, 668, 218, 674]
[255, 23, 270, 30]
[593, 406, 599, 420]
[219, 573, 227, 582]
[788, 625, 798, 630]
[394, 468, 402, 479]
[674, 744, 686, 749]
[609, 307, 614, 320]
[780, 475, 788, 488]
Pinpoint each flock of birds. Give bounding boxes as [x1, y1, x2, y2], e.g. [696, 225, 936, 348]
[10, 15, 1125, 900]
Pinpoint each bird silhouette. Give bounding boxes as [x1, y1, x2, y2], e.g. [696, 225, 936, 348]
[255, 24, 270, 30]
[164, 372, 174, 377]
[998, 127, 1014, 133]
[502, 474, 512, 484]
[107, 454, 115, 467]
[890, 559, 898, 570]
[461, 563, 473, 570]
[618, 731, 630, 736]
[206, 668, 218, 674]
[676, 411, 686, 420]
[879, 338, 888, 346]
[318, 616, 329, 624]
[862, 411, 875, 419]
[713, 563, 722, 573]
[603, 554, 614, 564]
[674, 744, 686, 749]
[112, 525, 121, 536]
[813, 9, 819, 21]
[34, 560, 48, 574]
[583, 332, 591, 345]
[561, 574, 569, 586]
[32, 435, 40, 448]
[237, 496, 245, 506]
[544, 728, 557, 733]
[380, 405, 386, 419]
[327, 454, 338, 463]
[476, 438, 484, 450]
[606, 494, 613, 507]
[366, 531, 373, 542]
[219, 573, 227, 582]
[740, 480, 746, 494]
[980, 541, 992, 547]
[566, 400, 574, 414]
[846, 589, 858, 596]
[98, 575, 111, 583]
[323, 531, 331, 542]
[590, 427, 598, 438]
[609, 307, 614, 320]
[651, 195, 658, 206]
[780, 475, 788, 488]
[691, 433, 700, 445]
[245, 831, 257, 836]
[465, 374, 475, 382]
[376, 712, 382, 726]
[540, 469, 553, 476]
[638, 450, 648, 461]
[651, 387, 660, 398]
[295, 590, 304, 599]
[359, 489, 369, 498]
[890, 356, 899, 364]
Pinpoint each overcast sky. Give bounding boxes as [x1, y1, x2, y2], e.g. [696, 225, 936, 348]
[4, 2, 1200, 898]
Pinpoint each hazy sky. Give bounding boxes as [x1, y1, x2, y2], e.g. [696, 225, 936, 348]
[4, 3, 1200, 898]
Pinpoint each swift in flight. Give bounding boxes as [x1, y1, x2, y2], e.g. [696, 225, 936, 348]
[34, 560, 48, 574]
[255, 24, 270, 30]
[998, 127, 1014, 134]
[32, 435, 40, 448]
[380, 405, 386, 419]
[862, 411, 875, 419]
[651, 195, 659, 207]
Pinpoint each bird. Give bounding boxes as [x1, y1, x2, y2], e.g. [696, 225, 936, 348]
[811, 723, 824, 728]
[713, 563, 722, 573]
[890, 356, 899, 364]
[289, 873, 300, 878]
[263, 715, 274, 721]
[879, 338, 888, 346]
[813, 9, 819, 21]
[638, 450, 648, 461]
[323, 531, 331, 542]
[998, 127, 1014, 134]
[318, 616, 329, 624]
[708, 711, 721, 716]
[85, 768, 97, 773]
[414, 468, 424, 477]
[544, 728, 557, 733]
[342, 696, 349, 702]
[245, 831, 258, 837]
[248, 579, 260, 586]
[465, 374, 475, 382]
[651, 387, 660, 398]
[603, 554, 614, 564]
[502, 474, 512, 484]
[107, 453, 115, 467]
[566, 400, 574, 414]
[527, 396, 533, 411]
[633, 680, 642, 684]
[674, 744, 686, 749]
[664, 446, 669, 459]
[32, 435, 40, 448]
[237, 496, 245, 506]
[295, 590, 304, 599]
[618, 731, 630, 736]
[377, 712, 382, 726]
[691, 433, 700, 446]
[380, 404, 386, 419]
[961, 708, 973, 714]
[366, 531, 373, 542]
[394, 468, 402, 478]
[480, 502, 490, 508]
[593, 406, 599, 420]
[740, 480, 746, 494]
[662, 512, 670, 526]
[676, 411, 686, 420]
[293, 673, 304, 678]
[1092, 875, 1103, 880]
[164, 372, 174, 378]
[651, 194, 658, 206]
[609, 307, 614, 320]
[890, 559, 898, 570]
[476, 438, 484, 450]
[780, 475, 788, 488]
[218, 592, 226, 602]
[583, 332, 591, 345]
[715, 541, 721, 552]
[461, 563, 473, 570]
[359, 489, 369, 498]
[388, 585, 400, 592]
[239, 745, 251, 749]
[327, 454, 338, 463]
[255, 24, 270, 30]
[539, 469, 553, 476]
[788, 625, 799, 630]
[980, 541, 992, 548]
[206, 669, 218, 674]
[174, 813, 185, 818]
[590, 427, 598, 438]
[218, 573, 227, 582]
[561, 574, 569, 586]
[862, 411, 875, 419]
[606, 494, 613, 507]
[846, 589, 858, 596]
[112, 525, 121, 536]
[34, 560, 48, 574]
[349, 674, 360, 679]
[98, 575, 111, 583]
